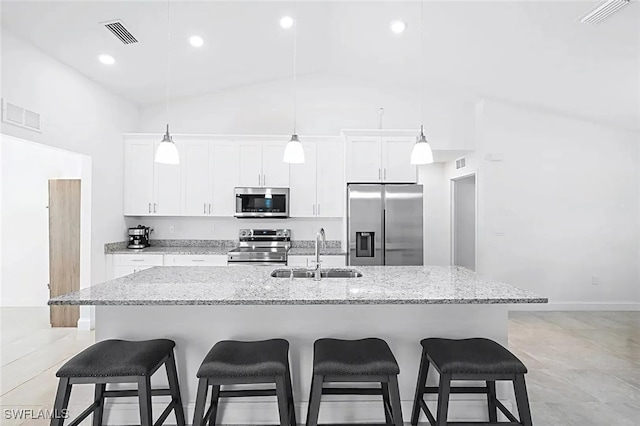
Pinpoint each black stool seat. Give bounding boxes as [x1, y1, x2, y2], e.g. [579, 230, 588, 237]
[56, 339, 176, 377]
[420, 338, 527, 374]
[313, 338, 400, 376]
[197, 339, 289, 378]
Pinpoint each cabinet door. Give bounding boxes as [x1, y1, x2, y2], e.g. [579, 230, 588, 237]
[238, 142, 263, 187]
[211, 141, 240, 216]
[346, 137, 382, 183]
[287, 255, 312, 267]
[316, 140, 345, 217]
[262, 142, 290, 187]
[321, 255, 346, 267]
[289, 142, 317, 217]
[181, 140, 210, 216]
[154, 140, 181, 215]
[382, 137, 417, 183]
[124, 140, 155, 215]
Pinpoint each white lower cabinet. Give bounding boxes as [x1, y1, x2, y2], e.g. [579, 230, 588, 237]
[113, 265, 154, 278]
[163, 254, 227, 266]
[287, 255, 346, 268]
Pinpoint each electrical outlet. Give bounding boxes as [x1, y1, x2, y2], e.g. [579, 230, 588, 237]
[169, 225, 175, 233]
[591, 276, 599, 286]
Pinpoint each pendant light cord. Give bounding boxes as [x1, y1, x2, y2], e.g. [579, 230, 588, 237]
[419, 0, 424, 134]
[292, 0, 298, 134]
[166, 0, 171, 128]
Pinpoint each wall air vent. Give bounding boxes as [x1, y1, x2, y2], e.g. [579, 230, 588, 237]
[1, 99, 41, 132]
[102, 20, 138, 44]
[455, 157, 466, 170]
[579, 0, 631, 25]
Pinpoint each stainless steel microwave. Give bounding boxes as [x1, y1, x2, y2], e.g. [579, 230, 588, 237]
[234, 187, 290, 218]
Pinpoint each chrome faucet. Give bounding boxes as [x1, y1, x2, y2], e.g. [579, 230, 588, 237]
[314, 228, 326, 280]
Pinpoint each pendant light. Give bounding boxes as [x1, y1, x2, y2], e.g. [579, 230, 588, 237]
[410, 0, 434, 165]
[283, 0, 304, 163]
[155, 0, 179, 165]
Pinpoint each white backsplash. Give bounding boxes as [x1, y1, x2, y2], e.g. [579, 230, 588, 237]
[124, 216, 344, 243]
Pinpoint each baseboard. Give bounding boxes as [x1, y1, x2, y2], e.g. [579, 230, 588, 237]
[510, 302, 640, 311]
[100, 398, 512, 425]
[76, 317, 92, 331]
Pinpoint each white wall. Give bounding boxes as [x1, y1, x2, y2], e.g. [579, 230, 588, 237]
[446, 100, 640, 306]
[1, 29, 139, 295]
[453, 175, 476, 270]
[418, 163, 451, 266]
[0, 136, 91, 307]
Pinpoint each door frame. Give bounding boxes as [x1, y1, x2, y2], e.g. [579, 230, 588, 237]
[450, 172, 478, 270]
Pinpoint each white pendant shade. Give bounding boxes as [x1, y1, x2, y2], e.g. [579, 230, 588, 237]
[155, 125, 179, 164]
[410, 141, 433, 165]
[283, 134, 305, 163]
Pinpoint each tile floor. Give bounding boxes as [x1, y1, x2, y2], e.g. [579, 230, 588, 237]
[1, 308, 638, 425]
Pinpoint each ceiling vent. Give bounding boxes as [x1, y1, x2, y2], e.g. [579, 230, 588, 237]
[102, 19, 138, 44]
[2, 99, 41, 132]
[579, 0, 631, 24]
[455, 157, 466, 170]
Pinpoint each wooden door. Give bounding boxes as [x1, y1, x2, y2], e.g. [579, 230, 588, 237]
[48, 179, 80, 327]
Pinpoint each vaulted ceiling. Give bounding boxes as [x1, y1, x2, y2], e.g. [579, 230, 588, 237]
[2, 0, 639, 130]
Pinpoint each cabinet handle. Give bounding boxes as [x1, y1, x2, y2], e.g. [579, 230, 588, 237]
[209, 203, 211, 214]
[204, 203, 207, 214]
[378, 168, 381, 180]
[313, 204, 316, 215]
[263, 174, 266, 186]
[384, 168, 387, 180]
[192, 259, 205, 262]
[154, 203, 157, 213]
[131, 259, 144, 262]
[148, 203, 152, 213]
[318, 204, 320, 216]
[258, 174, 261, 186]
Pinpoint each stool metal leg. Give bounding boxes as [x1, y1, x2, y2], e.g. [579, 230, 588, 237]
[50, 378, 72, 426]
[208, 385, 220, 426]
[486, 380, 498, 422]
[381, 382, 393, 424]
[514, 374, 533, 426]
[285, 367, 297, 426]
[276, 375, 291, 426]
[92, 383, 106, 426]
[305, 374, 323, 426]
[165, 352, 186, 426]
[138, 376, 153, 426]
[411, 351, 430, 426]
[387, 375, 404, 426]
[192, 378, 209, 426]
[435, 373, 451, 426]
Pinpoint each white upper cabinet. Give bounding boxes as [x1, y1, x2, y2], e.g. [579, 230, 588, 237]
[289, 142, 317, 217]
[210, 141, 239, 216]
[346, 137, 382, 182]
[238, 142, 263, 187]
[289, 139, 344, 218]
[181, 140, 211, 216]
[124, 139, 155, 215]
[124, 138, 180, 216]
[316, 140, 345, 217]
[346, 135, 416, 183]
[381, 137, 417, 183]
[262, 142, 290, 187]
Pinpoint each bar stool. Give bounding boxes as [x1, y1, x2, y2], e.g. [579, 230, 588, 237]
[306, 338, 404, 426]
[50, 339, 185, 426]
[192, 339, 296, 426]
[410, 338, 533, 426]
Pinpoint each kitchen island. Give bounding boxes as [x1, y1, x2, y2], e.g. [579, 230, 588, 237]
[50, 266, 546, 424]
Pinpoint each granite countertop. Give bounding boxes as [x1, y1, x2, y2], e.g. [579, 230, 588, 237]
[49, 266, 547, 306]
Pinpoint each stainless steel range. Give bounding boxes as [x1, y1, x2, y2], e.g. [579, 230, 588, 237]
[227, 229, 291, 265]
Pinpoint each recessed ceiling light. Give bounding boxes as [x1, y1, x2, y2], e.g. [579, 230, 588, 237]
[189, 35, 204, 47]
[280, 16, 294, 29]
[98, 54, 115, 65]
[390, 20, 407, 34]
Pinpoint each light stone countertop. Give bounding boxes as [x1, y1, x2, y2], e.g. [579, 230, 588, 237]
[49, 266, 547, 306]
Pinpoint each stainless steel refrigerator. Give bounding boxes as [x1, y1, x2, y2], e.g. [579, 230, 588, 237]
[347, 184, 424, 266]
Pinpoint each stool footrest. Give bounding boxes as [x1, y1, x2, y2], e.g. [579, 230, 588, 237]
[103, 388, 172, 398]
[66, 401, 99, 426]
[154, 400, 178, 426]
[219, 388, 277, 398]
[423, 386, 489, 394]
[322, 387, 383, 396]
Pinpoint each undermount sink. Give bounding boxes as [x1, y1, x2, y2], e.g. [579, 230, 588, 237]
[271, 268, 363, 279]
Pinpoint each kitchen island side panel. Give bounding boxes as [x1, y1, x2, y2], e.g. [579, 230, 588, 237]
[97, 304, 511, 424]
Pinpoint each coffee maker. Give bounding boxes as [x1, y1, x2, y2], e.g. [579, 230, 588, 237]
[128, 225, 152, 249]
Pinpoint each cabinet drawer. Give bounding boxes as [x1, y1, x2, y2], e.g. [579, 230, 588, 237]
[112, 254, 164, 266]
[164, 254, 227, 266]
